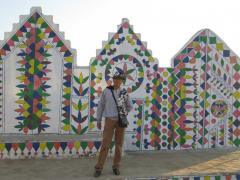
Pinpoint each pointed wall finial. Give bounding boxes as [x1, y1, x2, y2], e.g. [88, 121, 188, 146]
[30, 7, 42, 13]
[122, 18, 129, 23]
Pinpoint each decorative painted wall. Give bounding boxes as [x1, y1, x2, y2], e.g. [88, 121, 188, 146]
[1, 8, 74, 135]
[172, 29, 240, 149]
[71, 67, 89, 135]
[0, 7, 239, 159]
[89, 19, 158, 151]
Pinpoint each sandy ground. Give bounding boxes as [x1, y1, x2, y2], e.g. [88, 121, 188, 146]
[0, 148, 239, 180]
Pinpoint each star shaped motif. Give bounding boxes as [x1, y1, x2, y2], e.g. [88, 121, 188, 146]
[115, 62, 135, 85]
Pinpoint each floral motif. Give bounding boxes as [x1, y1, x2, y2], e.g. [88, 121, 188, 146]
[105, 55, 144, 93]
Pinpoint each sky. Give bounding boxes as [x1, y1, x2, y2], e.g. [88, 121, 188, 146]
[0, 0, 240, 67]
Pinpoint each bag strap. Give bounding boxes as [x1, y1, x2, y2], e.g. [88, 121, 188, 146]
[110, 88, 118, 110]
[109, 88, 121, 119]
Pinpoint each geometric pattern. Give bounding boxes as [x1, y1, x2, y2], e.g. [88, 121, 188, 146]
[104, 175, 240, 180]
[15, 13, 52, 134]
[0, 141, 114, 159]
[125, 99, 144, 150]
[0, 52, 2, 132]
[172, 29, 240, 148]
[0, 8, 240, 159]
[71, 70, 89, 134]
[150, 67, 174, 150]
[89, 18, 158, 147]
[171, 67, 198, 150]
[0, 9, 74, 134]
[104, 55, 144, 93]
[144, 175, 240, 180]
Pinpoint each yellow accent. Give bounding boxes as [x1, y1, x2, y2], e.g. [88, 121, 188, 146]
[233, 91, 240, 99]
[168, 104, 172, 109]
[29, 59, 35, 74]
[185, 112, 192, 116]
[176, 100, 181, 107]
[151, 92, 157, 99]
[89, 123, 95, 129]
[126, 36, 135, 45]
[168, 77, 172, 82]
[74, 141, 81, 150]
[200, 92, 205, 98]
[38, 32, 45, 39]
[180, 86, 186, 99]
[90, 66, 96, 73]
[36, 111, 42, 118]
[105, 44, 110, 50]
[163, 71, 169, 77]
[16, 75, 26, 82]
[216, 43, 223, 51]
[137, 119, 142, 126]
[184, 75, 192, 79]
[65, 56, 73, 63]
[79, 73, 83, 83]
[17, 44, 27, 48]
[139, 71, 144, 77]
[37, 17, 44, 24]
[185, 135, 193, 140]
[30, 59, 35, 65]
[180, 86, 186, 91]
[15, 99, 25, 105]
[40, 99, 48, 106]
[23, 103, 30, 110]
[72, 102, 79, 111]
[148, 57, 155, 62]
[96, 73, 103, 84]
[145, 97, 151, 107]
[205, 101, 210, 108]
[81, 103, 88, 111]
[162, 101, 167, 106]
[23, 111, 30, 117]
[40, 142, 47, 151]
[38, 64, 43, 70]
[0, 143, 5, 151]
[96, 79, 101, 84]
[63, 88, 71, 94]
[63, 125, 71, 131]
[204, 176, 210, 180]
[44, 44, 53, 49]
[192, 41, 199, 47]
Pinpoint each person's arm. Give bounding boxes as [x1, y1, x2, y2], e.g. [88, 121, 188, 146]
[96, 90, 105, 123]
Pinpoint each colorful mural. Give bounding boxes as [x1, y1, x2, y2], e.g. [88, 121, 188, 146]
[0, 7, 239, 159]
[172, 29, 240, 148]
[0, 8, 74, 134]
[144, 175, 240, 180]
[71, 67, 89, 135]
[15, 13, 53, 134]
[0, 140, 114, 159]
[151, 67, 174, 150]
[89, 18, 159, 151]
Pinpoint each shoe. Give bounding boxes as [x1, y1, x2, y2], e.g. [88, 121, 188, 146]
[113, 168, 120, 175]
[94, 170, 101, 177]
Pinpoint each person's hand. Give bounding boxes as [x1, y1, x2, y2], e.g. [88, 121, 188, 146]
[97, 122, 102, 130]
